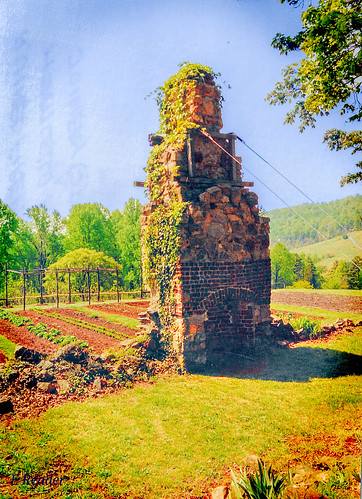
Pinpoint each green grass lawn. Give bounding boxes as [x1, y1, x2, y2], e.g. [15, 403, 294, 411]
[0, 335, 17, 359]
[1, 329, 361, 498]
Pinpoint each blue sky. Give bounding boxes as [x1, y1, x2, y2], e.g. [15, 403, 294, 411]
[0, 0, 360, 219]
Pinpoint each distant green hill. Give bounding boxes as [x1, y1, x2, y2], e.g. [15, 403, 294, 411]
[290, 230, 362, 269]
[269, 195, 362, 248]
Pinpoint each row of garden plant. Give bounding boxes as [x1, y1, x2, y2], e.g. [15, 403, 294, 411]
[33, 309, 130, 341]
[0, 309, 88, 348]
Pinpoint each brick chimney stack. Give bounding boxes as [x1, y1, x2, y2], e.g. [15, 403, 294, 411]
[142, 69, 271, 370]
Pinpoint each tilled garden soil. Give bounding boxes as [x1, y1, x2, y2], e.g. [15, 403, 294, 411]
[271, 290, 362, 314]
[88, 301, 149, 319]
[45, 307, 138, 337]
[0, 319, 58, 356]
[16, 310, 134, 354]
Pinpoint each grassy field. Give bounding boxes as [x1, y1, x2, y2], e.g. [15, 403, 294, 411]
[0, 335, 17, 359]
[291, 230, 362, 268]
[0, 327, 361, 498]
[274, 288, 362, 296]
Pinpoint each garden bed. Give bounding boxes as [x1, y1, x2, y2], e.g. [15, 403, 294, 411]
[16, 310, 132, 354]
[0, 319, 58, 356]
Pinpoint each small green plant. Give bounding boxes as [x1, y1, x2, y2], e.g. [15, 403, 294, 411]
[289, 316, 321, 339]
[0, 308, 88, 348]
[230, 460, 290, 499]
[0, 309, 32, 327]
[34, 308, 130, 340]
[317, 466, 351, 498]
[67, 371, 95, 394]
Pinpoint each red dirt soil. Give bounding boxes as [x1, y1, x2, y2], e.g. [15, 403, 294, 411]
[0, 319, 58, 355]
[46, 307, 138, 336]
[271, 290, 362, 314]
[15, 310, 133, 355]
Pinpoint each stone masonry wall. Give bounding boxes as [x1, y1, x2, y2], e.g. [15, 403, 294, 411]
[142, 74, 271, 370]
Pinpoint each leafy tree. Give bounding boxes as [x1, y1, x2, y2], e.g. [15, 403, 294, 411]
[293, 254, 305, 280]
[44, 248, 119, 299]
[347, 255, 362, 289]
[11, 220, 38, 270]
[0, 200, 18, 293]
[323, 129, 362, 185]
[269, 195, 362, 247]
[270, 242, 296, 287]
[323, 259, 349, 288]
[0, 200, 18, 267]
[65, 203, 115, 256]
[304, 255, 322, 288]
[111, 199, 142, 290]
[26, 205, 66, 268]
[48, 248, 118, 269]
[267, 0, 362, 185]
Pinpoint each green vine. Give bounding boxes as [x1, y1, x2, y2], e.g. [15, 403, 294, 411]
[143, 202, 185, 326]
[143, 63, 222, 327]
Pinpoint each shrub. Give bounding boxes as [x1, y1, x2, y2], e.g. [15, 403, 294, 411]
[287, 280, 313, 289]
[230, 460, 290, 499]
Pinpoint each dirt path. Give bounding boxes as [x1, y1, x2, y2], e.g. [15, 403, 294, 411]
[271, 290, 362, 314]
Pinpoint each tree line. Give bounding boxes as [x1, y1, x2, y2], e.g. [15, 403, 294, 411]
[1, 195, 360, 297]
[271, 242, 361, 290]
[269, 195, 362, 248]
[0, 199, 142, 293]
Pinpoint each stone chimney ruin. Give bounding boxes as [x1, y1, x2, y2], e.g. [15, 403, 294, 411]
[141, 65, 271, 370]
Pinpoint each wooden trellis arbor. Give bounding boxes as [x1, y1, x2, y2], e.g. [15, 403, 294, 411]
[1, 265, 145, 310]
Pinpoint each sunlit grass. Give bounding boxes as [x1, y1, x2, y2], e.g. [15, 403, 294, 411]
[1, 330, 361, 498]
[0, 334, 17, 358]
[294, 325, 362, 356]
[290, 230, 362, 269]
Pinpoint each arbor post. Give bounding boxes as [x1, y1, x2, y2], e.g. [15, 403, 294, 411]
[23, 269, 26, 311]
[55, 269, 60, 308]
[87, 265, 91, 305]
[116, 267, 120, 303]
[68, 268, 71, 303]
[140, 261, 143, 299]
[97, 267, 100, 302]
[39, 269, 44, 305]
[5, 263, 8, 307]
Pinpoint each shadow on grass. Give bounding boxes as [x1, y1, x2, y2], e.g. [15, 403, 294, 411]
[193, 347, 362, 382]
